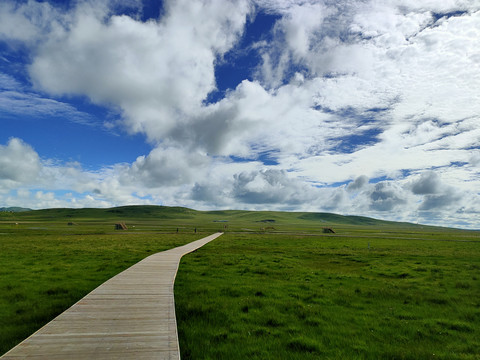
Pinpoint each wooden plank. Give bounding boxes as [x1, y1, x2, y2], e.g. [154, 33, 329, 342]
[1, 233, 223, 360]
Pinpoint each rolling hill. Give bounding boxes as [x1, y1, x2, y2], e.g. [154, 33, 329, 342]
[0, 207, 32, 212]
[0, 205, 449, 231]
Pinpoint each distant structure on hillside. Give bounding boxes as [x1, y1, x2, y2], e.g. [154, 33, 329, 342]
[115, 222, 128, 230]
[323, 227, 335, 234]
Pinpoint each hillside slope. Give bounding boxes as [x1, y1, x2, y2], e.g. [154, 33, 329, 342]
[0, 205, 452, 231]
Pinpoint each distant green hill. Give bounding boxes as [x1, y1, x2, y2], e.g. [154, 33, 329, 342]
[297, 212, 405, 226]
[1, 205, 449, 231]
[0, 207, 32, 212]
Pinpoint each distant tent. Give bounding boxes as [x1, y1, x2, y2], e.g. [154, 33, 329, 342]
[115, 222, 128, 230]
[323, 227, 335, 234]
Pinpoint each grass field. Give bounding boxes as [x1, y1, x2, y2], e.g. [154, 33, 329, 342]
[175, 232, 480, 359]
[1, 206, 479, 358]
[0, 213, 201, 354]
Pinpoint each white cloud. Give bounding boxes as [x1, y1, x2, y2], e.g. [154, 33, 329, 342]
[0, 138, 41, 188]
[231, 169, 319, 206]
[471, 152, 480, 167]
[408, 170, 467, 212]
[121, 147, 210, 187]
[1, 136, 478, 228]
[419, 188, 464, 211]
[26, 0, 252, 145]
[347, 175, 369, 191]
[368, 182, 408, 212]
[0, 73, 22, 90]
[255, 1, 480, 125]
[1, 1, 480, 228]
[0, 87, 94, 125]
[0, 0, 56, 42]
[410, 171, 443, 195]
[6, 0, 479, 161]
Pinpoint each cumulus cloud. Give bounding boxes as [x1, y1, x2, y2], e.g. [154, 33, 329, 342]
[3, 0, 479, 163]
[1, 1, 480, 228]
[409, 171, 467, 211]
[411, 171, 443, 195]
[0, 0, 56, 42]
[368, 182, 407, 212]
[0, 138, 41, 187]
[419, 189, 464, 211]
[232, 169, 319, 207]
[254, 0, 480, 153]
[190, 182, 233, 207]
[24, 0, 252, 146]
[191, 183, 222, 203]
[121, 147, 210, 188]
[0, 137, 159, 207]
[347, 175, 369, 191]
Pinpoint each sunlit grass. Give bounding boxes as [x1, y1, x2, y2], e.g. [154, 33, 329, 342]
[1, 206, 479, 358]
[175, 232, 480, 359]
[0, 223, 196, 354]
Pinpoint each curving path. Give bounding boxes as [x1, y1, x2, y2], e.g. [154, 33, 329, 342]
[1, 233, 223, 360]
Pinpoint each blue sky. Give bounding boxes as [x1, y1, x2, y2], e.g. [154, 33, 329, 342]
[1, 0, 480, 229]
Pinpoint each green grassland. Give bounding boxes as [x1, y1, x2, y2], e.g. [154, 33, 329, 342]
[175, 232, 480, 359]
[0, 206, 205, 354]
[1, 206, 479, 358]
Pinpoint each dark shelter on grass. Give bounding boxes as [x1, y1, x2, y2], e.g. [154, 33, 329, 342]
[323, 227, 335, 233]
[115, 222, 128, 230]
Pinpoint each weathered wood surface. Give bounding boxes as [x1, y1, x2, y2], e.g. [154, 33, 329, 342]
[1, 233, 223, 360]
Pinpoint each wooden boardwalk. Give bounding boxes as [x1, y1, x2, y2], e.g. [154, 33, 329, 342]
[1, 233, 223, 360]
